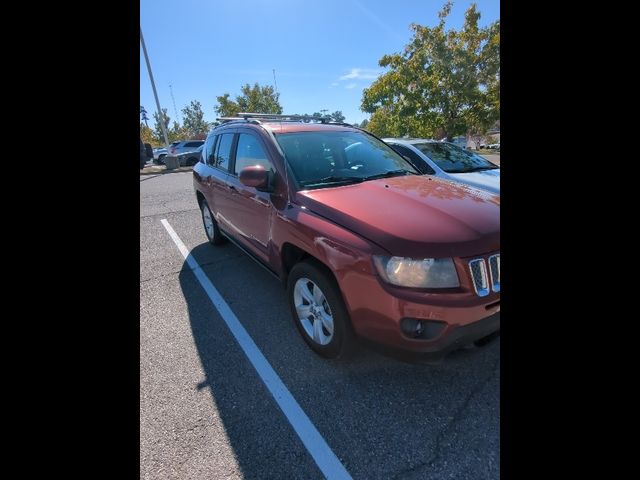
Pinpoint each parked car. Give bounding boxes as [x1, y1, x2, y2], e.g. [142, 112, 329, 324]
[175, 145, 203, 166]
[193, 114, 500, 361]
[169, 140, 204, 156]
[153, 147, 167, 163]
[384, 138, 500, 195]
[153, 142, 179, 164]
[442, 136, 467, 149]
[488, 143, 500, 150]
[140, 140, 153, 169]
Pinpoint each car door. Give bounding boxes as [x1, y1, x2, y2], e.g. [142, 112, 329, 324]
[194, 132, 234, 231]
[223, 131, 275, 262]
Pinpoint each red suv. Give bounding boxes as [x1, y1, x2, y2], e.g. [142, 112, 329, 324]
[193, 114, 500, 361]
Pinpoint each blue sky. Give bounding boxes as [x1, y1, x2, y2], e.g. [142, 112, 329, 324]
[140, 0, 499, 126]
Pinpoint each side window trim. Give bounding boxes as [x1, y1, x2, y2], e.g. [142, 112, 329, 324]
[228, 133, 239, 175]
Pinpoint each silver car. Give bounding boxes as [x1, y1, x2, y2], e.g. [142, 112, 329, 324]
[175, 144, 203, 166]
[169, 140, 204, 156]
[384, 138, 500, 195]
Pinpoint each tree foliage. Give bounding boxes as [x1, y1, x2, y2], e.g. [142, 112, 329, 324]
[181, 100, 209, 139]
[152, 108, 171, 144]
[361, 1, 499, 139]
[329, 111, 346, 123]
[214, 83, 283, 117]
[297, 109, 346, 123]
[140, 123, 155, 146]
[140, 105, 150, 127]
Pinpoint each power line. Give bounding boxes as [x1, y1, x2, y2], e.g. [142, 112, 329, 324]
[273, 69, 278, 95]
[169, 84, 180, 122]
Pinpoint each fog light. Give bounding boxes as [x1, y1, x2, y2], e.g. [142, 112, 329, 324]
[400, 318, 447, 340]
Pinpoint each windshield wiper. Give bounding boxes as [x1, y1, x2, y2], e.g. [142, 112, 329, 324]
[465, 166, 498, 172]
[362, 169, 413, 181]
[301, 175, 365, 187]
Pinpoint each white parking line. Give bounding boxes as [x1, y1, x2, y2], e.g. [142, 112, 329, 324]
[161, 219, 352, 480]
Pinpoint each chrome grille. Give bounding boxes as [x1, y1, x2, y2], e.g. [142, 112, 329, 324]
[488, 254, 500, 292]
[469, 258, 490, 297]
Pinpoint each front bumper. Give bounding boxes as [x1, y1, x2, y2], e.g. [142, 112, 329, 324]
[339, 270, 500, 357]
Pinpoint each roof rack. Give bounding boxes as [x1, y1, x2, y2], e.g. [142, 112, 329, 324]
[218, 112, 339, 123]
[215, 113, 353, 128]
[216, 116, 262, 124]
[237, 112, 334, 123]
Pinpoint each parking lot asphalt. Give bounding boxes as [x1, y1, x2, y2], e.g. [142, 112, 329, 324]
[140, 172, 500, 479]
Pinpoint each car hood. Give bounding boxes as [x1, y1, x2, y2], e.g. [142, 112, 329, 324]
[296, 175, 500, 258]
[446, 169, 500, 195]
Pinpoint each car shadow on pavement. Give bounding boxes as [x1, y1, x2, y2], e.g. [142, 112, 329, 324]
[178, 242, 500, 480]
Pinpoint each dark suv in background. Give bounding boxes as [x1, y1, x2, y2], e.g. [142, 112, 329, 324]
[192, 113, 500, 362]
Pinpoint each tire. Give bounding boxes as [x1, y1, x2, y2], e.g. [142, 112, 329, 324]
[158, 154, 167, 164]
[187, 157, 198, 167]
[287, 260, 354, 359]
[200, 198, 226, 245]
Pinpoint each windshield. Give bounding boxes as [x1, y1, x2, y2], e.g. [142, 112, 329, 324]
[414, 142, 498, 173]
[275, 131, 418, 188]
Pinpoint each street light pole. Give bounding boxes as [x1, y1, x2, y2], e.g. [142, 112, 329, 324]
[140, 26, 170, 149]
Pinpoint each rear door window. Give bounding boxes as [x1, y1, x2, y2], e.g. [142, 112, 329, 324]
[204, 135, 217, 165]
[215, 134, 234, 171]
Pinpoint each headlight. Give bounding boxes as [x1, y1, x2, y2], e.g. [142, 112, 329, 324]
[372, 256, 459, 288]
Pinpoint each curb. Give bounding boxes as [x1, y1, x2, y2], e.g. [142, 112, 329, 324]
[140, 166, 193, 176]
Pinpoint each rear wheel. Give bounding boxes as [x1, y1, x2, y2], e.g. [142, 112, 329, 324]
[287, 260, 354, 359]
[200, 199, 226, 245]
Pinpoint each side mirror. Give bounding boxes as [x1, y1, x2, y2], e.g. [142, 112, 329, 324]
[239, 165, 271, 191]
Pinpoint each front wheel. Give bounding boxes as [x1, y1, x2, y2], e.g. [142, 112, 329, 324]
[287, 261, 354, 359]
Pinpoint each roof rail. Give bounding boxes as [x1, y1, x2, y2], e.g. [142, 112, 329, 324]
[215, 113, 353, 128]
[236, 112, 332, 123]
[217, 116, 262, 125]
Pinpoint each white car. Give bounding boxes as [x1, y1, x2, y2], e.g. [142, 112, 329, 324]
[383, 138, 500, 195]
[152, 144, 177, 164]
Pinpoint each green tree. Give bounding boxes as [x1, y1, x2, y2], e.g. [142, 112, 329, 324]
[361, 1, 499, 140]
[312, 109, 329, 119]
[140, 105, 150, 127]
[181, 100, 209, 139]
[140, 123, 155, 146]
[359, 118, 370, 129]
[152, 108, 170, 144]
[329, 111, 346, 123]
[214, 83, 282, 117]
[168, 120, 189, 142]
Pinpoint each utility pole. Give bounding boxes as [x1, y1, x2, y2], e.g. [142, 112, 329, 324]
[140, 26, 170, 149]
